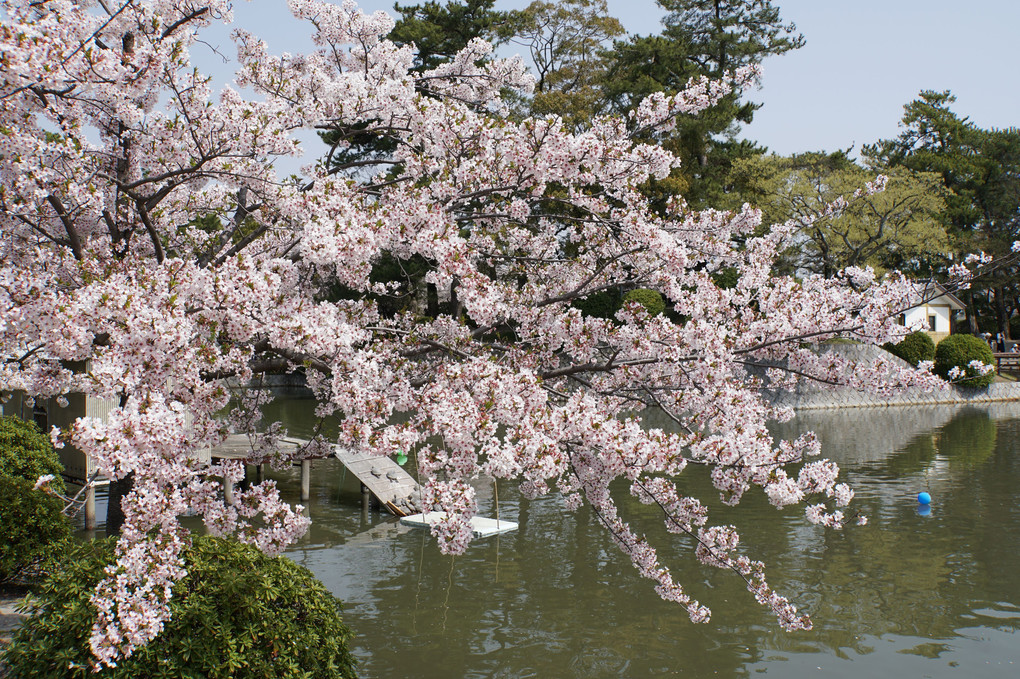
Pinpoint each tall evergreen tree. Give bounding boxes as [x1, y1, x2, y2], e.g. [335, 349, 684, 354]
[603, 0, 804, 206]
[389, 0, 515, 72]
[867, 91, 1020, 337]
[511, 0, 625, 130]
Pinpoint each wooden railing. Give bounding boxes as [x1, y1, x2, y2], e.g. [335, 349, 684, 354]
[993, 352, 1020, 375]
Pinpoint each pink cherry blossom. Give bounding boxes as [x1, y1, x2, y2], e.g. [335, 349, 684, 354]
[0, 0, 997, 667]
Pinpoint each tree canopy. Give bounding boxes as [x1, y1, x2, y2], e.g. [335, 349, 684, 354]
[511, 0, 624, 129]
[730, 152, 951, 277]
[603, 0, 804, 205]
[867, 91, 1020, 336]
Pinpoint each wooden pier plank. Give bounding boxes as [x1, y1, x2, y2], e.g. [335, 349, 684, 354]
[332, 446, 420, 516]
[204, 434, 421, 517]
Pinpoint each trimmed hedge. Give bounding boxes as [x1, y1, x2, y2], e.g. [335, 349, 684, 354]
[883, 331, 936, 367]
[2, 535, 358, 679]
[622, 288, 665, 317]
[934, 333, 997, 388]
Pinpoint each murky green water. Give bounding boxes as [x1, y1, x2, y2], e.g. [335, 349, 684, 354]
[84, 402, 1020, 677]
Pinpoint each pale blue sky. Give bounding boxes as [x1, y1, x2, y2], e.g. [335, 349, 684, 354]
[219, 0, 1020, 158]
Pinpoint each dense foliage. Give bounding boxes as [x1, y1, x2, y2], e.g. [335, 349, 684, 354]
[2, 536, 358, 679]
[604, 0, 804, 206]
[0, 475, 70, 584]
[623, 288, 666, 317]
[883, 331, 936, 368]
[867, 91, 1020, 338]
[729, 153, 950, 277]
[0, 416, 70, 583]
[0, 416, 66, 493]
[934, 334, 997, 388]
[572, 289, 622, 320]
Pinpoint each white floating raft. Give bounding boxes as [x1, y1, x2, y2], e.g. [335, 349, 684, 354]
[400, 511, 518, 538]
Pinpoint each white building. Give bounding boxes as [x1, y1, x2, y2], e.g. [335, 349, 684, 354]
[898, 282, 966, 343]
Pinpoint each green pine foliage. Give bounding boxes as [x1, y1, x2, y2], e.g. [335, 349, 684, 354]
[883, 331, 936, 367]
[2, 536, 358, 679]
[934, 334, 997, 388]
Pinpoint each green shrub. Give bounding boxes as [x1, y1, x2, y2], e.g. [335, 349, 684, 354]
[0, 475, 71, 584]
[572, 289, 621, 320]
[0, 415, 66, 493]
[934, 334, 997, 388]
[710, 267, 740, 290]
[883, 331, 936, 367]
[3, 536, 358, 679]
[622, 288, 665, 317]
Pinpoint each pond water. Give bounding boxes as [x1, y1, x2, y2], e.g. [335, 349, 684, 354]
[82, 402, 1020, 678]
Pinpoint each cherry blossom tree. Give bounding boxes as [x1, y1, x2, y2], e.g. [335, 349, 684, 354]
[0, 0, 954, 668]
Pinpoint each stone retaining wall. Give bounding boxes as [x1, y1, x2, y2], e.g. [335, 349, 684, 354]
[760, 343, 1020, 410]
[765, 380, 1020, 411]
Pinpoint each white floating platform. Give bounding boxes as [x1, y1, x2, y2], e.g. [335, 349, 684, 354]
[400, 512, 518, 538]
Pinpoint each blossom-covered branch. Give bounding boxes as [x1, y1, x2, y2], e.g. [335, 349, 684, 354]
[0, 0, 978, 668]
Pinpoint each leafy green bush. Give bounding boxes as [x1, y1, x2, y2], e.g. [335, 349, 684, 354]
[572, 289, 621, 320]
[0, 475, 71, 584]
[3, 536, 358, 679]
[0, 415, 66, 493]
[710, 267, 740, 290]
[622, 288, 665, 317]
[883, 330, 936, 367]
[934, 334, 997, 388]
[0, 415, 70, 584]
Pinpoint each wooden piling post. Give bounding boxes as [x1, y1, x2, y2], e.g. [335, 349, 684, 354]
[256, 463, 265, 484]
[300, 459, 310, 502]
[224, 476, 235, 505]
[84, 485, 96, 530]
[361, 482, 371, 512]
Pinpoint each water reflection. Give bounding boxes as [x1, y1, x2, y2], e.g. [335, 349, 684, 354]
[75, 401, 1020, 677]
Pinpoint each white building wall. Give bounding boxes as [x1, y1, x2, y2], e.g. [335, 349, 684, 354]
[903, 304, 952, 334]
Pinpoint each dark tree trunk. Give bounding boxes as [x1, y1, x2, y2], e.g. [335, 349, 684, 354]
[105, 473, 134, 536]
[964, 288, 980, 334]
[994, 285, 1009, 340]
[426, 282, 439, 318]
[450, 279, 462, 320]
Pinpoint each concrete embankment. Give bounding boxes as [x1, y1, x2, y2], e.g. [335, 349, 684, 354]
[766, 380, 1020, 411]
[760, 343, 1020, 410]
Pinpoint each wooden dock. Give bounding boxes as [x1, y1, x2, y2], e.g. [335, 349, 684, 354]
[205, 434, 421, 517]
[332, 446, 421, 517]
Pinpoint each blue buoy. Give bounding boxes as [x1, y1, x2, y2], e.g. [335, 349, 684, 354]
[917, 491, 932, 505]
